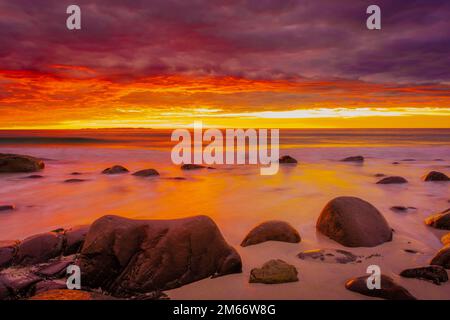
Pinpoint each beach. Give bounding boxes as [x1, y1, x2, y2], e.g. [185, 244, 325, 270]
[0, 128, 449, 299]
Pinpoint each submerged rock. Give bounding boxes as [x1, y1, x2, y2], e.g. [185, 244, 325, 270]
[79, 215, 241, 296]
[181, 164, 206, 170]
[279, 155, 298, 164]
[430, 245, 450, 269]
[376, 176, 408, 184]
[425, 208, 450, 230]
[14, 232, 64, 265]
[64, 178, 86, 183]
[297, 249, 359, 264]
[341, 156, 364, 163]
[316, 196, 392, 247]
[0, 153, 45, 173]
[241, 221, 301, 247]
[132, 169, 160, 177]
[23, 175, 44, 179]
[0, 205, 15, 212]
[400, 266, 448, 285]
[345, 274, 416, 300]
[423, 171, 450, 182]
[102, 165, 129, 174]
[390, 206, 416, 213]
[249, 260, 298, 284]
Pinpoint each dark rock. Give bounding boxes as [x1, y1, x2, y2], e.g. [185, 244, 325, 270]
[0, 271, 42, 299]
[0, 205, 15, 212]
[423, 171, 450, 182]
[23, 175, 44, 179]
[341, 156, 364, 163]
[400, 266, 448, 285]
[345, 274, 416, 300]
[102, 165, 129, 174]
[241, 221, 301, 247]
[316, 196, 392, 247]
[390, 206, 416, 213]
[430, 245, 450, 269]
[376, 176, 408, 184]
[297, 249, 359, 264]
[249, 259, 298, 284]
[402, 159, 416, 162]
[79, 215, 242, 296]
[374, 173, 385, 177]
[64, 179, 87, 183]
[404, 249, 420, 254]
[425, 208, 450, 230]
[70, 172, 82, 175]
[181, 164, 205, 170]
[442, 233, 450, 246]
[165, 177, 187, 180]
[29, 289, 117, 300]
[132, 169, 160, 177]
[392, 162, 400, 165]
[35, 259, 74, 278]
[64, 225, 90, 255]
[15, 232, 64, 265]
[33, 280, 67, 295]
[279, 155, 298, 164]
[0, 241, 18, 269]
[0, 153, 45, 173]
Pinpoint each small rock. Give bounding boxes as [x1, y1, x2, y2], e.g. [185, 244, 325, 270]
[165, 177, 186, 180]
[402, 159, 416, 162]
[423, 171, 450, 182]
[341, 156, 364, 163]
[102, 165, 129, 174]
[64, 225, 90, 255]
[279, 155, 298, 164]
[249, 259, 298, 284]
[64, 178, 86, 183]
[0, 153, 45, 173]
[442, 233, 450, 246]
[23, 175, 44, 179]
[400, 266, 448, 285]
[132, 169, 160, 177]
[297, 249, 359, 264]
[345, 274, 416, 300]
[0, 205, 15, 212]
[15, 232, 64, 265]
[376, 176, 408, 184]
[404, 249, 420, 254]
[29, 289, 117, 300]
[390, 206, 416, 213]
[425, 208, 450, 230]
[241, 221, 301, 247]
[181, 164, 205, 170]
[33, 280, 67, 295]
[374, 173, 385, 177]
[70, 172, 82, 175]
[35, 259, 74, 278]
[392, 162, 400, 165]
[430, 245, 450, 269]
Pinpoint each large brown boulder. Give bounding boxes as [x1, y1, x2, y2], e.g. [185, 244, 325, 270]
[316, 197, 392, 247]
[423, 171, 449, 182]
[425, 208, 450, 230]
[78, 215, 241, 296]
[345, 274, 416, 300]
[0, 153, 45, 173]
[430, 245, 450, 269]
[241, 221, 301, 247]
[14, 232, 64, 265]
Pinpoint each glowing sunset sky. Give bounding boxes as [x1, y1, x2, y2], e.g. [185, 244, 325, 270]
[0, 0, 449, 129]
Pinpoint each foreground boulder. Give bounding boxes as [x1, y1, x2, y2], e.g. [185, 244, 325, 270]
[376, 176, 408, 184]
[316, 197, 392, 247]
[279, 155, 298, 164]
[423, 171, 450, 182]
[79, 215, 241, 296]
[241, 221, 300, 247]
[400, 266, 448, 285]
[345, 274, 416, 300]
[430, 245, 450, 269]
[14, 232, 64, 265]
[102, 165, 129, 174]
[425, 208, 450, 230]
[0, 154, 45, 173]
[132, 169, 159, 177]
[341, 156, 364, 163]
[249, 260, 298, 284]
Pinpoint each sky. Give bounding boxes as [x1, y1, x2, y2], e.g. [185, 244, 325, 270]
[0, 0, 449, 129]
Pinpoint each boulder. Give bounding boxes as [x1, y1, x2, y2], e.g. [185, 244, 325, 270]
[35, 259, 74, 278]
[64, 225, 90, 255]
[376, 176, 408, 184]
[0, 153, 45, 173]
[297, 249, 359, 264]
[0, 205, 15, 212]
[425, 208, 450, 230]
[29, 289, 116, 300]
[400, 266, 448, 285]
[181, 164, 205, 170]
[0, 241, 18, 269]
[316, 196, 392, 247]
[249, 260, 298, 284]
[78, 215, 241, 296]
[442, 233, 450, 246]
[132, 169, 160, 177]
[423, 171, 450, 182]
[278, 155, 298, 164]
[345, 274, 416, 300]
[430, 245, 450, 269]
[241, 221, 301, 247]
[102, 165, 129, 174]
[14, 232, 64, 265]
[33, 280, 67, 295]
[0, 271, 42, 299]
[341, 156, 364, 162]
